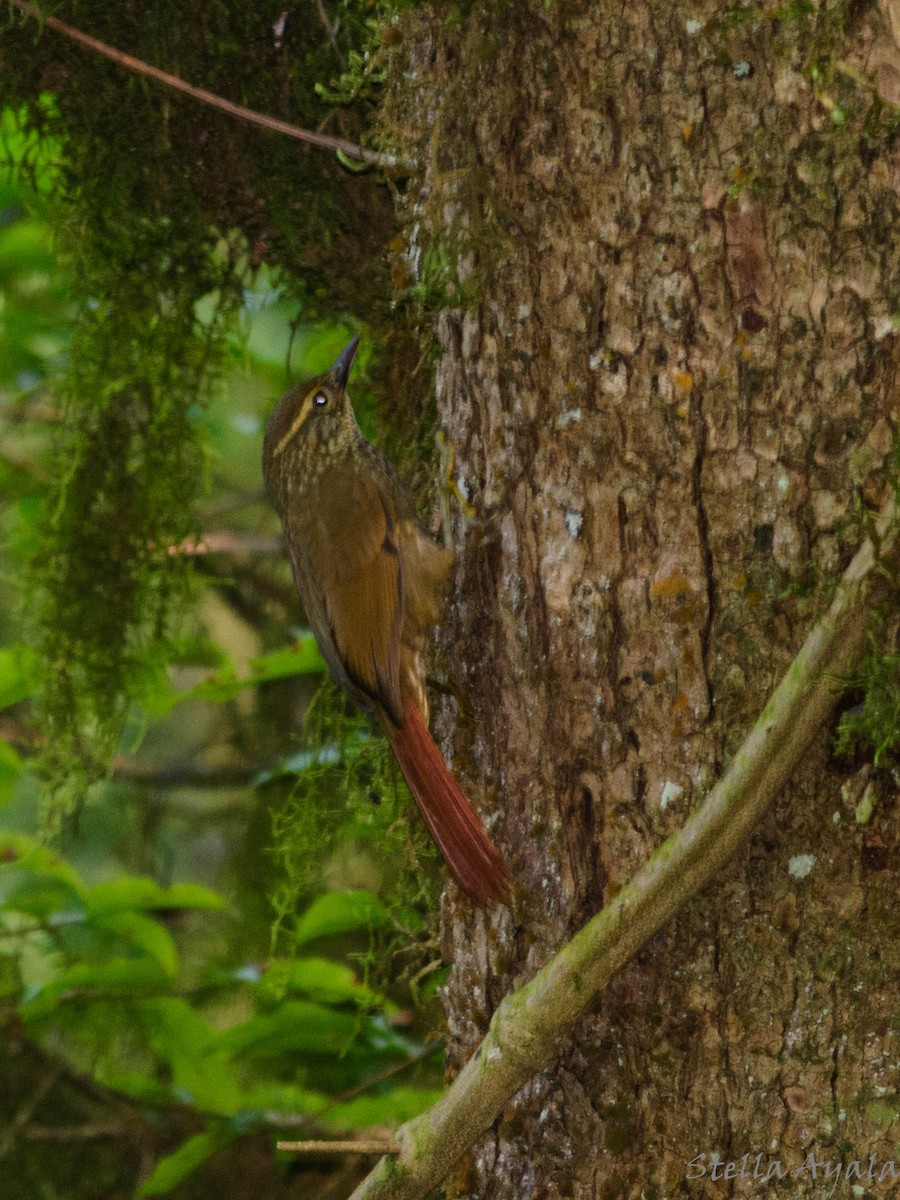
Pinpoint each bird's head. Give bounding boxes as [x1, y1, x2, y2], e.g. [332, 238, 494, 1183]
[262, 335, 361, 490]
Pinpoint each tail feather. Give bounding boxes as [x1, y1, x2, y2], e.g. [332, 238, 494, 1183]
[387, 701, 512, 907]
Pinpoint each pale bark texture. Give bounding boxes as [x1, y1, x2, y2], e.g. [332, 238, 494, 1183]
[381, 1, 900, 1197]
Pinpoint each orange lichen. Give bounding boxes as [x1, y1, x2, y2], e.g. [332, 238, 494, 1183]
[673, 370, 693, 392]
[650, 571, 693, 600]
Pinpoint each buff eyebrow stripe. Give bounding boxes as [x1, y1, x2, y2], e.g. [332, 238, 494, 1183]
[273, 391, 316, 457]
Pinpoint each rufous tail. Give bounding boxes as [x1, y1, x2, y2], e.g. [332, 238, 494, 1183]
[386, 700, 512, 907]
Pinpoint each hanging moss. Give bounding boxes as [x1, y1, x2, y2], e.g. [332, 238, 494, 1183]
[0, 2, 408, 805]
[33, 226, 244, 802]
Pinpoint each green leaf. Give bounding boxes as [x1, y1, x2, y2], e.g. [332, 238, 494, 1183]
[245, 643, 325, 683]
[0, 952, 22, 1002]
[138, 1128, 235, 1196]
[93, 911, 179, 977]
[0, 740, 23, 805]
[294, 890, 388, 947]
[0, 645, 41, 709]
[84, 877, 224, 916]
[324, 1086, 444, 1130]
[0, 834, 84, 891]
[239, 1082, 330, 1119]
[151, 639, 323, 714]
[262, 956, 379, 1006]
[216, 1000, 363, 1059]
[2, 874, 85, 921]
[252, 742, 346, 785]
[157, 882, 226, 910]
[140, 998, 242, 1115]
[18, 957, 169, 1020]
[94, 1072, 180, 1107]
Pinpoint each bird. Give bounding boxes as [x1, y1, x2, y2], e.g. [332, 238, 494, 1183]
[262, 335, 512, 906]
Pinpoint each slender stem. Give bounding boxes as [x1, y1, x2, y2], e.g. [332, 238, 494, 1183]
[23, 1123, 129, 1141]
[277, 1140, 401, 1156]
[10, 0, 403, 169]
[111, 760, 263, 788]
[346, 498, 897, 1200]
[167, 532, 283, 557]
[0, 1067, 62, 1161]
[314, 0, 343, 62]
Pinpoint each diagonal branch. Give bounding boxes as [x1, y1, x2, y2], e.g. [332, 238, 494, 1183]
[346, 496, 898, 1200]
[10, 0, 402, 169]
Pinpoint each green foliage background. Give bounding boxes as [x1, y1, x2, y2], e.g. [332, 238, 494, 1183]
[0, 0, 430, 788]
[4, 3, 895, 1198]
[0, 4, 445, 1198]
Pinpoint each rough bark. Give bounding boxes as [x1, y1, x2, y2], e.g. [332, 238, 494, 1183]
[346, 497, 897, 1200]
[381, 1, 900, 1197]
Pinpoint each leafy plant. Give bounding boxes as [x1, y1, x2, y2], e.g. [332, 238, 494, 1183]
[0, 103, 443, 1199]
[0, 834, 441, 1195]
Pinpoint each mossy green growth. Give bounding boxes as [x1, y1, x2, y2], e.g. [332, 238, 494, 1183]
[866, 1101, 899, 1129]
[0, 3, 400, 809]
[834, 628, 900, 769]
[270, 678, 443, 994]
[32, 217, 243, 813]
[834, 447, 900, 770]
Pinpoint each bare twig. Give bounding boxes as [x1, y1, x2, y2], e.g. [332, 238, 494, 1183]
[0, 1068, 62, 1161]
[24, 1123, 128, 1141]
[167, 532, 283, 557]
[10, 0, 402, 168]
[0, 397, 63, 424]
[111, 759, 263, 788]
[314, 1040, 444, 1121]
[198, 491, 269, 519]
[277, 1139, 400, 1156]
[345, 498, 898, 1200]
[314, 0, 343, 61]
[835, 59, 900, 110]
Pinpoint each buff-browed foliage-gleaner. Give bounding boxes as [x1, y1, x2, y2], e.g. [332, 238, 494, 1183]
[262, 336, 512, 906]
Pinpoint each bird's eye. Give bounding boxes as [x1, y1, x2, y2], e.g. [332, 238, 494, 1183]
[313, 391, 328, 408]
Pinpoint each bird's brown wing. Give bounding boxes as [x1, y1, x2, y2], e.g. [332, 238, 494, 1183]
[313, 466, 404, 725]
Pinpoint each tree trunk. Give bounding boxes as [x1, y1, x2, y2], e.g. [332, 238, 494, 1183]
[382, 2, 900, 1196]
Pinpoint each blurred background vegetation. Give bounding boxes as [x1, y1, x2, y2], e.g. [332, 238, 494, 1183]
[0, 4, 447, 1197]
